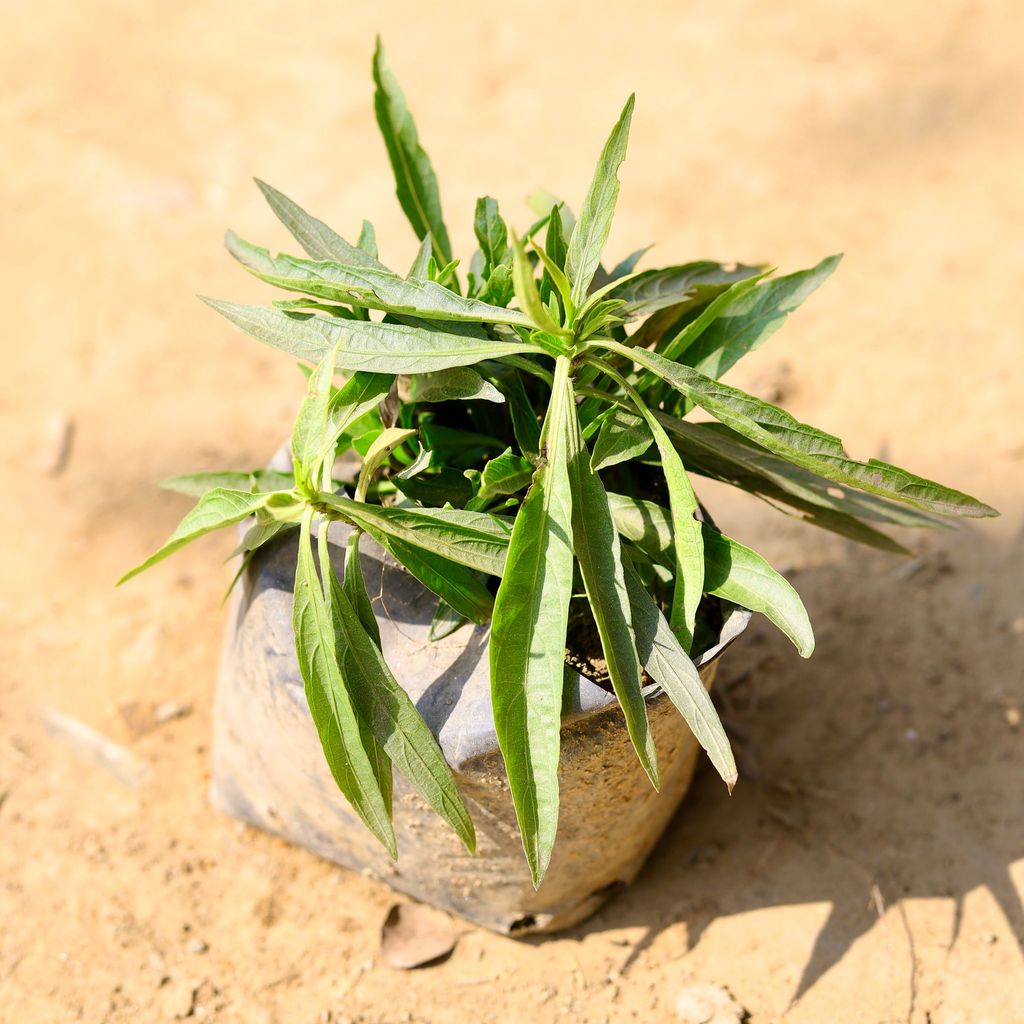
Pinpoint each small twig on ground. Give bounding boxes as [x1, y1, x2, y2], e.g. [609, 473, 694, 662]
[40, 706, 151, 785]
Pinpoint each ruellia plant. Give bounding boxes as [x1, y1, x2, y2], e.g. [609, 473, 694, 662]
[121, 41, 996, 886]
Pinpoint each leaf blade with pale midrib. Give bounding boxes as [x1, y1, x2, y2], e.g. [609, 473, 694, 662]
[225, 233, 531, 327]
[254, 179, 387, 269]
[607, 492, 814, 657]
[119, 488, 277, 584]
[567, 394, 658, 787]
[565, 96, 634, 308]
[292, 516, 395, 855]
[202, 299, 539, 374]
[489, 356, 575, 887]
[597, 341, 997, 519]
[372, 40, 453, 266]
[621, 555, 737, 788]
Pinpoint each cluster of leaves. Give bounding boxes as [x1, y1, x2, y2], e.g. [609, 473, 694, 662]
[121, 41, 996, 886]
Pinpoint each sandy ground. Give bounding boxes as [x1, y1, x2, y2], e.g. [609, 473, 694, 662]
[2, 2, 1022, 1021]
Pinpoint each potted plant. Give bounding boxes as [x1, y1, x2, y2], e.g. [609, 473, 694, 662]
[121, 41, 996, 934]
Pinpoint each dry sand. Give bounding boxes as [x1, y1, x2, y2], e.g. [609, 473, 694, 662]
[2, 2, 1022, 1021]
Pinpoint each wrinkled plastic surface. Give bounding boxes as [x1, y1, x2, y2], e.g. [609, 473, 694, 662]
[212, 520, 749, 935]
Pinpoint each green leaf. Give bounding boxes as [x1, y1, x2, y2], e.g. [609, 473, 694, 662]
[478, 263, 515, 308]
[319, 525, 476, 852]
[291, 342, 341, 490]
[292, 349, 393, 492]
[608, 245, 652, 281]
[594, 365, 704, 650]
[609, 260, 764, 320]
[160, 469, 294, 497]
[648, 271, 771, 367]
[370, 530, 494, 624]
[489, 355, 575, 886]
[486, 364, 543, 458]
[598, 341, 998, 519]
[660, 418, 940, 549]
[357, 220, 378, 260]
[566, 395, 658, 787]
[231, 515, 295, 557]
[119, 488, 277, 584]
[319, 495, 512, 576]
[343, 531, 381, 647]
[429, 600, 469, 641]
[532, 238, 574, 319]
[419, 423, 506, 468]
[606, 493, 814, 657]
[703, 529, 814, 657]
[545, 205, 568, 273]
[590, 406, 652, 471]
[225, 233, 531, 327]
[511, 235, 566, 336]
[681, 255, 840, 380]
[402, 367, 504, 404]
[621, 555, 737, 789]
[478, 448, 535, 499]
[254, 179, 386, 269]
[372, 39, 452, 266]
[293, 515, 395, 855]
[407, 235, 433, 280]
[273, 298, 361, 318]
[202, 299, 539, 374]
[474, 196, 509, 273]
[565, 95, 634, 308]
[355, 427, 417, 501]
[392, 467, 474, 507]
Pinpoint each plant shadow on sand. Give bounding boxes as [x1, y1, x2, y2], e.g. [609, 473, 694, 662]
[550, 525, 1023, 1008]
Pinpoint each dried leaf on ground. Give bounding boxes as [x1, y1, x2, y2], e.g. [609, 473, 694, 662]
[380, 903, 457, 969]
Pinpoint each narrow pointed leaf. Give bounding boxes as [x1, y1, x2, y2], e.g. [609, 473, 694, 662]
[596, 367, 704, 649]
[566, 396, 658, 787]
[319, 527, 475, 851]
[225, 233, 531, 327]
[357, 220, 378, 259]
[293, 516, 395, 855]
[607, 493, 814, 657]
[355, 427, 418, 500]
[490, 356, 575, 886]
[621, 555, 737, 788]
[119, 488, 276, 583]
[160, 469, 294, 497]
[474, 197, 509, 273]
[511, 235, 565, 335]
[231, 516, 295, 557]
[372, 40, 452, 265]
[486, 364, 543, 457]
[202, 299, 538, 373]
[254, 179, 386, 269]
[478, 448, 535, 499]
[430, 600, 469, 641]
[343, 531, 381, 647]
[659, 417, 939, 547]
[369, 530, 494, 624]
[609, 260, 764, 320]
[608, 245, 652, 281]
[291, 342, 341, 488]
[407, 235, 433, 279]
[565, 95, 634, 308]
[318, 495, 512, 576]
[598, 341, 997, 519]
[682, 255, 840, 380]
[402, 367, 504, 404]
[590, 405, 653, 471]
